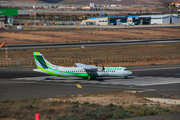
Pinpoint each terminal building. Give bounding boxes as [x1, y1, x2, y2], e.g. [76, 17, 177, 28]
[0, 8, 18, 28]
[82, 16, 127, 25]
[82, 14, 179, 25]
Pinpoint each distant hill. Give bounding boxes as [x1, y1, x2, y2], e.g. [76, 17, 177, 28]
[39, 0, 63, 3]
[7, 0, 180, 5]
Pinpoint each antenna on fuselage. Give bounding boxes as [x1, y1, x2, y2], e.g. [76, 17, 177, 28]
[102, 63, 105, 71]
[95, 62, 98, 67]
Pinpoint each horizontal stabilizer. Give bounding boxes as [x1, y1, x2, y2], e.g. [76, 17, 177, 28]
[33, 69, 49, 74]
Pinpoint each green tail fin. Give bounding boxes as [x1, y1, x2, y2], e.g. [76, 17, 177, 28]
[33, 52, 48, 69]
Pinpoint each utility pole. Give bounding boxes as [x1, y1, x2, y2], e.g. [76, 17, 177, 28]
[33, 4, 36, 26]
[169, 3, 171, 14]
[108, 0, 110, 25]
[5, 39, 8, 60]
[70, 14, 71, 23]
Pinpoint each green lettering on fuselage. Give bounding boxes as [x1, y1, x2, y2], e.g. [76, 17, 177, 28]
[106, 68, 122, 71]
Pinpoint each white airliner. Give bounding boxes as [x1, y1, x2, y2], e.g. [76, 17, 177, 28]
[33, 52, 132, 79]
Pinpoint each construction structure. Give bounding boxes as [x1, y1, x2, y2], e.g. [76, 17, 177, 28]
[25, 21, 31, 25]
[0, 42, 8, 60]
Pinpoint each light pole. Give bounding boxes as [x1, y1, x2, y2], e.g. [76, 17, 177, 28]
[33, 4, 36, 26]
[70, 14, 71, 23]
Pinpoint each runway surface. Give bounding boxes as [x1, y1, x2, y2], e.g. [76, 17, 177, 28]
[0, 65, 180, 101]
[1, 65, 180, 119]
[1, 38, 180, 50]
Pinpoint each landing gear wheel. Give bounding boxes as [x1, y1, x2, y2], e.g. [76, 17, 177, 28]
[125, 76, 128, 79]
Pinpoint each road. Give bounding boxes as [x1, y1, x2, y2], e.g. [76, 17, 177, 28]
[30, 24, 180, 29]
[1, 38, 180, 50]
[17, 10, 161, 15]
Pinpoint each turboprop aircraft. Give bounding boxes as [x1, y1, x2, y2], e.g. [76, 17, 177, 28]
[33, 52, 132, 79]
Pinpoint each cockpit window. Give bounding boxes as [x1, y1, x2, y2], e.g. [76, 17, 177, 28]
[124, 69, 128, 71]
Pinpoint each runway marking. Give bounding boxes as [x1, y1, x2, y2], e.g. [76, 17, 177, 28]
[0, 82, 36, 84]
[76, 84, 82, 88]
[131, 67, 180, 71]
[12, 76, 180, 86]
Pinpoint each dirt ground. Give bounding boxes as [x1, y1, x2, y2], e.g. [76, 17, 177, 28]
[0, 45, 180, 67]
[0, 43, 180, 67]
[45, 91, 180, 111]
[0, 28, 180, 66]
[1, 28, 180, 44]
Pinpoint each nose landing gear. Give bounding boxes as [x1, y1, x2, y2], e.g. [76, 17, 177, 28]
[88, 76, 91, 80]
[125, 76, 128, 79]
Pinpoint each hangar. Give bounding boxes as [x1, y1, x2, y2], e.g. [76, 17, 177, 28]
[0, 8, 18, 28]
[138, 14, 179, 25]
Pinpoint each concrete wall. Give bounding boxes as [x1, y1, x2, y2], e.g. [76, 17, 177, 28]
[172, 16, 179, 24]
[0, 16, 5, 27]
[151, 18, 162, 24]
[127, 18, 133, 23]
[0, 21, 4, 27]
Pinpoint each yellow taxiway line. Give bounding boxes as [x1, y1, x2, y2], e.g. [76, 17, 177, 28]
[76, 84, 82, 88]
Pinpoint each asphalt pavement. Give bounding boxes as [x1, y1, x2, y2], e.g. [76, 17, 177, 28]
[0, 65, 180, 100]
[1, 38, 180, 50]
[0, 65, 180, 119]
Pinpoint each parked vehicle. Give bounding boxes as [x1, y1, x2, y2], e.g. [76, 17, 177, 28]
[0, 27, 5, 29]
[81, 22, 86, 25]
[17, 26, 23, 30]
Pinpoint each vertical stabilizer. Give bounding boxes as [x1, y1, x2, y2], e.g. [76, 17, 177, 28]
[33, 52, 69, 77]
[33, 52, 49, 69]
[33, 52, 58, 70]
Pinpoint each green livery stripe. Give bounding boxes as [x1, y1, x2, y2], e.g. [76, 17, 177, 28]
[40, 68, 69, 77]
[34, 52, 40, 55]
[36, 56, 48, 68]
[106, 68, 122, 70]
[33, 52, 53, 70]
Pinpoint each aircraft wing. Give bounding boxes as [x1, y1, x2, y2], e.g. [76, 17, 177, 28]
[75, 63, 98, 69]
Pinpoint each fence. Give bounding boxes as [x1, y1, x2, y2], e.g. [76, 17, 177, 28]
[0, 54, 180, 67]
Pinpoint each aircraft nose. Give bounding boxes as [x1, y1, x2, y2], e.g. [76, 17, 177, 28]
[127, 70, 133, 75]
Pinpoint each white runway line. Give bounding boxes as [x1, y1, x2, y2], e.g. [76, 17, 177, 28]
[12, 76, 180, 86]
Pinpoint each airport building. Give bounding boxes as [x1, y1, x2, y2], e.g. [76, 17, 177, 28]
[139, 15, 179, 25]
[82, 16, 127, 25]
[82, 14, 179, 25]
[0, 8, 18, 28]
